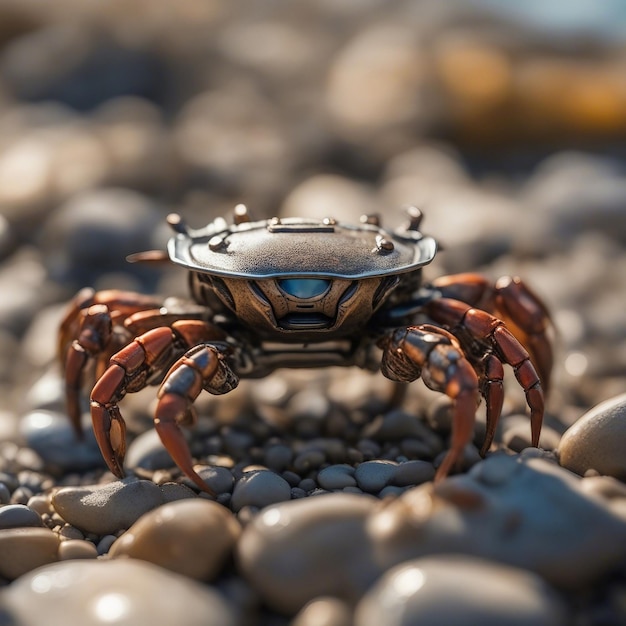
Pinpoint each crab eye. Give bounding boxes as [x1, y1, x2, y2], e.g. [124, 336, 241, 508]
[278, 278, 331, 298]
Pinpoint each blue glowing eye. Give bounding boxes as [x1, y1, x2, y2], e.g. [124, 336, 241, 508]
[278, 279, 331, 298]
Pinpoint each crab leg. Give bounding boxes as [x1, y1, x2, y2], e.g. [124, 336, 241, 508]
[380, 325, 480, 480]
[90, 326, 177, 478]
[426, 297, 544, 450]
[155, 345, 238, 494]
[431, 273, 553, 391]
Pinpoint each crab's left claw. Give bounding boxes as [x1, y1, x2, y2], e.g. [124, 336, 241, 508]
[380, 325, 480, 480]
[155, 344, 239, 495]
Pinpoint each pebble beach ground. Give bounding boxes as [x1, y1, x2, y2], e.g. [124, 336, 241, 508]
[0, 2, 626, 625]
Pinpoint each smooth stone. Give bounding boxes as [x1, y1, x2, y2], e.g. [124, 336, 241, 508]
[369, 454, 626, 589]
[125, 429, 177, 472]
[391, 460, 436, 487]
[237, 493, 378, 614]
[51, 477, 164, 535]
[558, 393, 626, 480]
[19, 409, 104, 472]
[231, 470, 291, 513]
[193, 465, 236, 495]
[0, 504, 43, 528]
[355, 556, 568, 626]
[109, 499, 240, 581]
[0, 527, 60, 580]
[0, 559, 238, 626]
[291, 597, 353, 626]
[0, 483, 11, 504]
[354, 460, 398, 493]
[58, 539, 98, 560]
[317, 465, 357, 490]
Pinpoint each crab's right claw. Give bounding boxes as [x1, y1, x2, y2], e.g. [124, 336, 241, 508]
[90, 401, 127, 478]
[155, 345, 239, 495]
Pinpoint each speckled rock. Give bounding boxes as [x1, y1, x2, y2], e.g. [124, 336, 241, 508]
[369, 454, 626, 589]
[231, 470, 291, 513]
[51, 478, 165, 535]
[109, 499, 240, 581]
[0, 527, 60, 580]
[558, 393, 626, 480]
[0, 559, 239, 626]
[237, 493, 378, 614]
[355, 556, 568, 626]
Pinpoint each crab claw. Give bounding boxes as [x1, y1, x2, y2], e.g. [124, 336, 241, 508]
[90, 401, 127, 478]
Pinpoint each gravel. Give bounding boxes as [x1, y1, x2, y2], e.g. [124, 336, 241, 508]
[0, 2, 625, 625]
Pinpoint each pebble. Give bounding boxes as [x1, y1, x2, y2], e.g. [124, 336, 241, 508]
[0, 527, 60, 580]
[58, 539, 98, 560]
[109, 499, 241, 581]
[19, 409, 104, 473]
[369, 455, 626, 589]
[317, 464, 357, 490]
[237, 493, 378, 614]
[291, 597, 353, 626]
[0, 559, 239, 626]
[190, 465, 236, 495]
[125, 429, 178, 472]
[0, 504, 41, 530]
[355, 556, 568, 626]
[558, 393, 626, 480]
[51, 478, 165, 535]
[354, 460, 398, 493]
[231, 470, 291, 513]
[391, 460, 436, 486]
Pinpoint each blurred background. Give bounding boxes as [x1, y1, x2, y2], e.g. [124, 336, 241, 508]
[0, 0, 625, 429]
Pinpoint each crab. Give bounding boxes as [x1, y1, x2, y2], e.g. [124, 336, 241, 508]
[58, 205, 552, 494]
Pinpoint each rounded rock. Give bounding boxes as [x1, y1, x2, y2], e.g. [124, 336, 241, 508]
[355, 556, 568, 626]
[0, 559, 238, 626]
[0, 504, 43, 529]
[109, 499, 240, 581]
[231, 470, 291, 513]
[58, 539, 98, 560]
[292, 596, 353, 626]
[558, 393, 626, 480]
[237, 493, 378, 614]
[391, 460, 436, 487]
[51, 478, 164, 535]
[317, 465, 357, 490]
[0, 527, 60, 580]
[354, 460, 398, 493]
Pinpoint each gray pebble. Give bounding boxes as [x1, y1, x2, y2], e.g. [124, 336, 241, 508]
[125, 429, 178, 472]
[58, 524, 84, 541]
[191, 465, 235, 495]
[293, 449, 326, 473]
[96, 534, 117, 555]
[0, 559, 239, 625]
[231, 470, 291, 512]
[291, 487, 307, 499]
[317, 464, 357, 490]
[51, 477, 165, 535]
[391, 460, 436, 487]
[0, 504, 43, 529]
[0, 483, 12, 504]
[298, 478, 317, 493]
[355, 556, 568, 626]
[263, 443, 293, 472]
[355, 460, 398, 493]
[19, 409, 104, 472]
[158, 481, 197, 503]
[237, 493, 378, 614]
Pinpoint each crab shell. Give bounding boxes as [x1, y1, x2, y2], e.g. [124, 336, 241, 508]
[168, 216, 437, 279]
[168, 215, 437, 340]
